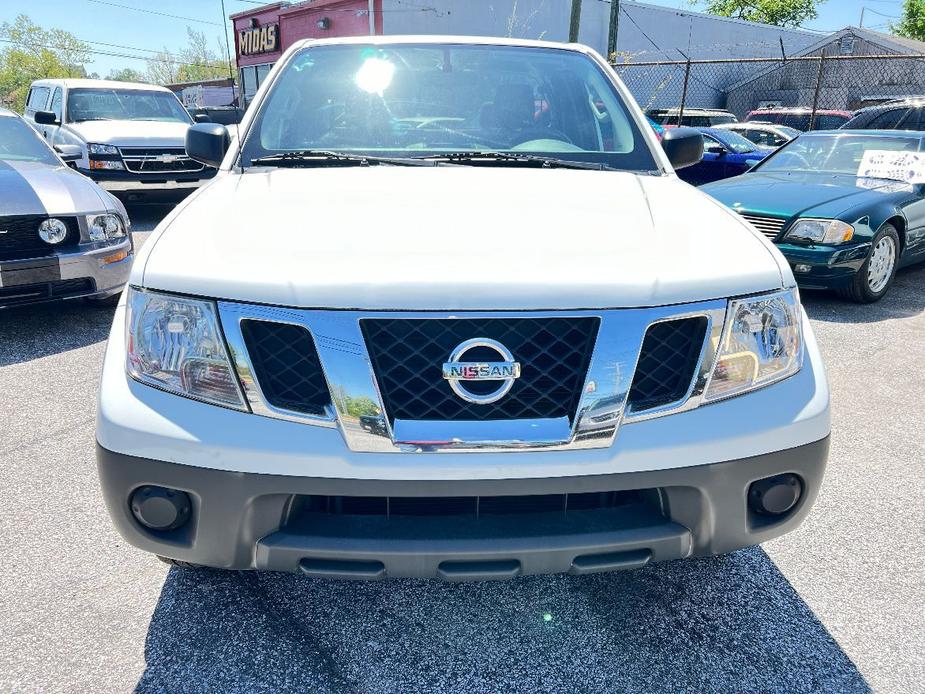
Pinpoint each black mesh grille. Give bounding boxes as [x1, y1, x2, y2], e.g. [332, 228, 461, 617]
[627, 317, 708, 412]
[0, 215, 80, 261]
[240, 320, 331, 416]
[361, 317, 599, 422]
[0, 278, 94, 307]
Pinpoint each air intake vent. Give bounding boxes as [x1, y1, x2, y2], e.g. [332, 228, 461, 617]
[240, 320, 331, 416]
[627, 317, 708, 412]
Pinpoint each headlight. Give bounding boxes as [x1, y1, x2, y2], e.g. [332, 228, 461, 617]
[705, 289, 803, 402]
[126, 288, 246, 410]
[38, 218, 69, 244]
[88, 143, 119, 156]
[786, 218, 854, 244]
[87, 213, 126, 241]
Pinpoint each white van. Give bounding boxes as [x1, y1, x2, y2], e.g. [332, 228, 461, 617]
[24, 79, 216, 198]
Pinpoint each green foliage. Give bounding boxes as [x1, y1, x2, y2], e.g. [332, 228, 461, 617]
[0, 14, 91, 112]
[107, 67, 147, 83]
[695, 0, 824, 28]
[145, 28, 231, 85]
[893, 0, 925, 41]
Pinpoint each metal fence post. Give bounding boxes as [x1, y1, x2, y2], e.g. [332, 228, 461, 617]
[678, 59, 691, 124]
[809, 51, 826, 130]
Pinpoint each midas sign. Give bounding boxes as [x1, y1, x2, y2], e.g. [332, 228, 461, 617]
[239, 23, 279, 56]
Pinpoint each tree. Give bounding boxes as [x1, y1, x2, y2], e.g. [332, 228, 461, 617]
[694, 0, 824, 28]
[107, 67, 147, 83]
[0, 14, 91, 111]
[145, 27, 230, 85]
[893, 0, 925, 41]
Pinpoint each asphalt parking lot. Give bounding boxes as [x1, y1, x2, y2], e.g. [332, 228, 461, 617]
[1, 203, 923, 693]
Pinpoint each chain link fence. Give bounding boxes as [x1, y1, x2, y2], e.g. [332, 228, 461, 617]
[613, 54, 925, 129]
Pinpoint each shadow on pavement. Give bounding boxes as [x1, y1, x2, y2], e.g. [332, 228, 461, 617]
[802, 264, 925, 324]
[0, 301, 114, 367]
[136, 548, 869, 693]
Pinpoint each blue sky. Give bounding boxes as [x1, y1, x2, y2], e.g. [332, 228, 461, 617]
[0, 0, 906, 77]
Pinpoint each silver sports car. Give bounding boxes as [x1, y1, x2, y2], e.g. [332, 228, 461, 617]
[1, 107, 132, 309]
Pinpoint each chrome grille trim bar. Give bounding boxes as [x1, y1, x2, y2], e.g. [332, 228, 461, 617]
[739, 213, 788, 240]
[217, 301, 728, 453]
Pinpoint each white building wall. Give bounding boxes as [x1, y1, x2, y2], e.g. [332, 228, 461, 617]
[379, 1, 818, 61]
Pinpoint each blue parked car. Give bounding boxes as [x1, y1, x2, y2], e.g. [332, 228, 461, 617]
[702, 130, 925, 302]
[677, 127, 773, 186]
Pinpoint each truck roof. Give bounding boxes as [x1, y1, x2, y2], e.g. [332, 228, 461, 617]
[29, 78, 172, 92]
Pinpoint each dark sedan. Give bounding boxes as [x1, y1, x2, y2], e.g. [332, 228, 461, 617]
[702, 130, 925, 302]
[677, 128, 773, 186]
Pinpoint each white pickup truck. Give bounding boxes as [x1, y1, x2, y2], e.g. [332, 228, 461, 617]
[24, 79, 215, 199]
[96, 37, 830, 581]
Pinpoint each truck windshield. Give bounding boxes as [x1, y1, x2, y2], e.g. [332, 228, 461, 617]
[0, 117, 59, 165]
[241, 43, 658, 171]
[66, 88, 191, 123]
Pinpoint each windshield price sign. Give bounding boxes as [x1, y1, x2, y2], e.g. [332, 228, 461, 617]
[858, 150, 925, 183]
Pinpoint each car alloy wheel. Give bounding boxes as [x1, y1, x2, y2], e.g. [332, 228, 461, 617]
[867, 235, 897, 294]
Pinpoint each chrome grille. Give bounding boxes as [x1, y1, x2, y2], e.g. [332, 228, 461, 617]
[739, 213, 787, 240]
[118, 146, 205, 174]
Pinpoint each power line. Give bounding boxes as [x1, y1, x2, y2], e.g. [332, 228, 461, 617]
[85, 0, 222, 26]
[0, 37, 226, 70]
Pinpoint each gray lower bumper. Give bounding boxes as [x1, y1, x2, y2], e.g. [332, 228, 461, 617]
[97, 438, 829, 579]
[0, 243, 132, 307]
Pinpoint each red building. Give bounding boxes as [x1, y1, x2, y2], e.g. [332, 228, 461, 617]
[231, 1, 382, 106]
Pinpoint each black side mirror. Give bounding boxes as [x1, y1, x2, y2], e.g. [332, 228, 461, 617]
[54, 144, 82, 163]
[194, 113, 212, 123]
[35, 110, 59, 125]
[186, 123, 230, 168]
[660, 127, 704, 169]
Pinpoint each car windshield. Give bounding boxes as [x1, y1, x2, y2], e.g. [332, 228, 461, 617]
[0, 117, 59, 165]
[241, 43, 657, 171]
[755, 133, 922, 176]
[714, 129, 759, 153]
[776, 125, 801, 138]
[66, 88, 191, 123]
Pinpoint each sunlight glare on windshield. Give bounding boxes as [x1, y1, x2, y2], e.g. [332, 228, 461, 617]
[355, 57, 395, 95]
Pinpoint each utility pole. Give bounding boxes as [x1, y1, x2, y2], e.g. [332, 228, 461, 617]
[608, 0, 621, 61]
[860, 7, 865, 28]
[569, 0, 582, 43]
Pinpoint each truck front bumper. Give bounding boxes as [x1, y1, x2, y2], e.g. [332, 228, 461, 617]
[78, 168, 215, 194]
[97, 438, 829, 579]
[96, 301, 830, 579]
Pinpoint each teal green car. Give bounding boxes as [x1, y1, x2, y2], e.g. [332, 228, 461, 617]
[702, 130, 925, 302]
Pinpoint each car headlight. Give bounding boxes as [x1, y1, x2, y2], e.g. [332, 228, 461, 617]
[126, 288, 246, 410]
[87, 213, 127, 241]
[38, 218, 69, 244]
[88, 143, 119, 156]
[705, 289, 803, 402]
[786, 218, 854, 244]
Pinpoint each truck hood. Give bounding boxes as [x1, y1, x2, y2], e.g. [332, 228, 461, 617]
[701, 171, 908, 220]
[139, 167, 784, 310]
[65, 119, 191, 147]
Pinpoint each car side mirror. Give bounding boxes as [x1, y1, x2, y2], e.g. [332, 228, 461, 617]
[660, 127, 704, 169]
[54, 144, 82, 163]
[194, 113, 212, 123]
[186, 123, 230, 168]
[34, 110, 59, 125]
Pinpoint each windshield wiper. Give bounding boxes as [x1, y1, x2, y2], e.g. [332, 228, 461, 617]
[249, 150, 436, 168]
[73, 117, 114, 122]
[421, 151, 615, 171]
